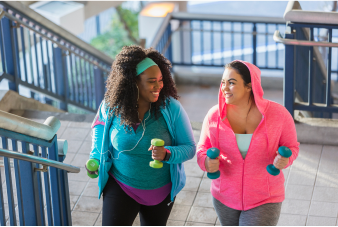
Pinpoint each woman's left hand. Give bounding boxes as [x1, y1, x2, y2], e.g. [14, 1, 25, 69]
[148, 145, 166, 161]
[273, 150, 289, 170]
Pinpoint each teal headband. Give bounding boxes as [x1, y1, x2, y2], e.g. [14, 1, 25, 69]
[136, 58, 158, 76]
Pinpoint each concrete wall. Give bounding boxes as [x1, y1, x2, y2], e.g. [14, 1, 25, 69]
[18, 0, 39, 6]
[83, 1, 123, 20]
[149, 0, 188, 12]
[0, 90, 65, 113]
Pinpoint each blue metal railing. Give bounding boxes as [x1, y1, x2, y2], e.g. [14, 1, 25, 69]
[0, 3, 112, 113]
[279, 22, 338, 118]
[0, 112, 79, 225]
[153, 13, 286, 71]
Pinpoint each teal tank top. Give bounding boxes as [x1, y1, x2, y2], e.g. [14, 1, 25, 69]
[109, 111, 172, 190]
[235, 134, 253, 159]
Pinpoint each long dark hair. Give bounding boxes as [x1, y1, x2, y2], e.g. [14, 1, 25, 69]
[104, 45, 179, 131]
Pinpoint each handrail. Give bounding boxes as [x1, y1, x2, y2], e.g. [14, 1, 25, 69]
[0, 147, 80, 173]
[150, 13, 172, 49]
[284, 1, 338, 25]
[0, 110, 60, 141]
[274, 30, 338, 47]
[171, 12, 286, 23]
[1, 1, 114, 64]
[0, 8, 110, 73]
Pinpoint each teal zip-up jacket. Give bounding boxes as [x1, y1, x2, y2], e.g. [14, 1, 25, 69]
[89, 97, 196, 202]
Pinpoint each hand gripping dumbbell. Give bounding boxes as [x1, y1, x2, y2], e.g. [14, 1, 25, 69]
[149, 138, 164, 169]
[266, 146, 292, 176]
[86, 159, 99, 178]
[207, 148, 220, 179]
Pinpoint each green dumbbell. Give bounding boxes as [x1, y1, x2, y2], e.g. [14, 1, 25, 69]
[149, 138, 164, 169]
[86, 159, 99, 178]
[266, 146, 292, 176]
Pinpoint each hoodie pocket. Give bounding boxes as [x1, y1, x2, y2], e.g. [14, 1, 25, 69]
[244, 175, 270, 206]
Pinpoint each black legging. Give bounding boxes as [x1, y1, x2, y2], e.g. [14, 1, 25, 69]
[102, 175, 175, 226]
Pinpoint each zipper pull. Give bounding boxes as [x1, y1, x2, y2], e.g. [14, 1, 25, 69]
[167, 201, 173, 206]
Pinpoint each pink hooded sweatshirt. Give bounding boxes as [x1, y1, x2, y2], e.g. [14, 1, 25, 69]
[197, 60, 300, 211]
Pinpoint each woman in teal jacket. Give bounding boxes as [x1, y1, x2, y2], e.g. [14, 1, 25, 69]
[88, 46, 196, 225]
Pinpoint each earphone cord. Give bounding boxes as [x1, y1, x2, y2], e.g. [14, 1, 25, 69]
[100, 103, 152, 160]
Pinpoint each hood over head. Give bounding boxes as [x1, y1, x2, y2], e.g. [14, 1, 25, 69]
[218, 60, 269, 120]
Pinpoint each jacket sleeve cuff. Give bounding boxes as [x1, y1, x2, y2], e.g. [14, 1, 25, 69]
[198, 155, 208, 172]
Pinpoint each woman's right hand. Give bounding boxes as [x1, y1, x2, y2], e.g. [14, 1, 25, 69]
[205, 156, 220, 173]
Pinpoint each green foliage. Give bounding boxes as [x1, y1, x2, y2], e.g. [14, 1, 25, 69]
[90, 6, 140, 59]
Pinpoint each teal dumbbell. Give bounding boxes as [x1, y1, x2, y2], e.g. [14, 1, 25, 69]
[266, 146, 292, 176]
[86, 159, 99, 178]
[149, 139, 164, 169]
[207, 148, 220, 179]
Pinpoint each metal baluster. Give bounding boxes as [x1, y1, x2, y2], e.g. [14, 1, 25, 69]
[41, 147, 53, 226]
[76, 56, 82, 105]
[284, 31, 295, 118]
[241, 23, 244, 61]
[19, 141, 41, 225]
[59, 169, 71, 225]
[308, 28, 314, 106]
[0, 156, 5, 226]
[83, 58, 89, 106]
[1, 137, 16, 225]
[265, 24, 268, 67]
[326, 29, 332, 106]
[89, 64, 95, 109]
[27, 29, 35, 87]
[0, 21, 7, 73]
[275, 24, 278, 68]
[231, 22, 234, 61]
[19, 22, 28, 82]
[180, 21, 184, 64]
[11, 139, 24, 225]
[211, 21, 214, 65]
[10, 19, 21, 92]
[45, 40, 52, 92]
[39, 35, 47, 90]
[33, 144, 45, 225]
[33, 33, 41, 88]
[86, 61, 92, 108]
[190, 21, 193, 64]
[70, 53, 78, 103]
[48, 138, 62, 225]
[252, 23, 257, 65]
[221, 22, 224, 65]
[79, 57, 86, 106]
[201, 21, 203, 65]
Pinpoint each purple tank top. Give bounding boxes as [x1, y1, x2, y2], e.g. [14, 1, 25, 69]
[109, 173, 171, 205]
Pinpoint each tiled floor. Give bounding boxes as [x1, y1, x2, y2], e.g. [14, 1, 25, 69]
[2, 85, 338, 226]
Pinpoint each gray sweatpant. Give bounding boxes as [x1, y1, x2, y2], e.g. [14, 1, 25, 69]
[213, 197, 282, 226]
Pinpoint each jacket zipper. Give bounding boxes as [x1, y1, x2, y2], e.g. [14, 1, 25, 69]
[241, 114, 265, 210]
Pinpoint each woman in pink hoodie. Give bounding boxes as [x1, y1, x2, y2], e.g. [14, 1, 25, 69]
[197, 60, 299, 225]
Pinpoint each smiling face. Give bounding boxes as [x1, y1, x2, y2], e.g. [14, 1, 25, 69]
[136, 65, 163, 104]
[221, 67, 252, 105]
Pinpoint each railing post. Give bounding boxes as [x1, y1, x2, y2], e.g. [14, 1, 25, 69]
[59, 169, 72, 225]
[252, 23, 257, 65]
[53, 45, 68, 111]
[94, 67, 105, 109]
[1, 16, 18, 91]
[18, 141, 41, 225]
[48, 137, 63, 225]
[284, 31, 295, 118]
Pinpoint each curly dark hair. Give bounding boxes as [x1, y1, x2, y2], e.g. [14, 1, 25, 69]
[104, 45, 179, 130]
